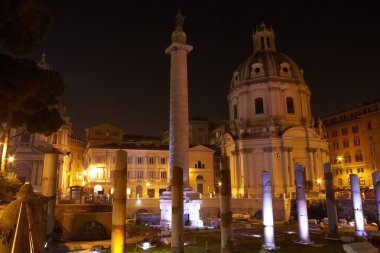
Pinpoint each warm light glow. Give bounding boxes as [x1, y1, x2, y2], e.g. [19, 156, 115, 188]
[137, 198, 141, 205]
[8, 156, 14, 162]
[126, 188, 131, 195]
[146, 182, 150, 188]
[337, 156, 343, 162]
[111, 188, 114, 194]
[317, 178, 322, 184]
[90, 166, 98, 178]
[218, 181, 222, 186]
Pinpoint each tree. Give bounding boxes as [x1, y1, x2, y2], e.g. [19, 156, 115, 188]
[0, 171, 21, 203]
[0, 0, 52, 55]
[0, 0, 66, 172]
[0, 54, 66, 172]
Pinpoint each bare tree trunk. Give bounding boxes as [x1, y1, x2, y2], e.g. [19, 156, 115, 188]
[1, 112, 13, 172]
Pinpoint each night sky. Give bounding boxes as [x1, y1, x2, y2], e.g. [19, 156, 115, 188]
[27, 1, 380, 139]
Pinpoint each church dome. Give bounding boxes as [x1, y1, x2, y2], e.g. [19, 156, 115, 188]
[230, 23, 305, 90]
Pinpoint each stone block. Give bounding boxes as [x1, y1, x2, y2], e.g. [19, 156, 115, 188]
[342, 242, 379, 253]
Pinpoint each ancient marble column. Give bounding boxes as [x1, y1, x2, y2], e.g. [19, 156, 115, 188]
[372, 172, 380, 231]
[111, 150, 127, 253]
[323, 163, 338, 237]
[220, 156, 233, 253]
[41, 152, 59, 238]
[262, 171, 276, 250]
[171, 166, 184, 253]
[295, 164, 310, 244]
[350, 174, 367, 237]
[166, 10, 193, 189]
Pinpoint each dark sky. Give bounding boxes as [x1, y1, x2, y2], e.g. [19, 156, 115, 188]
[30, 1, 380, 139]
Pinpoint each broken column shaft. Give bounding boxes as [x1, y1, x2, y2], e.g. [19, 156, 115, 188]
[111, 150, 127, 253]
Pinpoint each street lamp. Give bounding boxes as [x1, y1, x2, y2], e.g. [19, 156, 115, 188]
[316, 178, 322, 191]
[8, 155, 14, 163]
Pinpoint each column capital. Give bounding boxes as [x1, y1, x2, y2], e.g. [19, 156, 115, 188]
[165, 42, 193, 54]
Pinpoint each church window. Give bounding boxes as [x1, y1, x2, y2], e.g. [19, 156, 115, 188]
[282, 67, 288, 72]
[260, 37, 265, 50]
[255, 97, 264, 114]
[254, 67, 261, 73]
[195, 160, 205, 169]
[286, 97, 295, 114]
[52, 133, 58, 144]
[21, 131, 31, 144]
[266, 37, 271, 48]
[233, 104, 238, 119]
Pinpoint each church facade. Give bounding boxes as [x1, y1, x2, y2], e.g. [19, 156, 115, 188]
[220, 23, 330, 198]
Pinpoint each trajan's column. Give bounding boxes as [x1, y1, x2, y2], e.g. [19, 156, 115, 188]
[160, 10, 203, 232]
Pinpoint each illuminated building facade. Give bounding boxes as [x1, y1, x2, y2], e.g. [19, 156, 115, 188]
[83, 123, 216, 199]
[220, 23, 330, 197]
[322, 99, 380, 189]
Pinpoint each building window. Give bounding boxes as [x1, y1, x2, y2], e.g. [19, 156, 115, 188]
[137, 157, 143, 164]
[335, 169, 343, 175]
[136, 171, 144, 179]
[128, 157, 133, 164]
[233, 104, 238, 119]
[359, 177, 365, 186]
[341, 128, 348, 135]
[148, 157, 155, 164]
[333, 142, 339, 150]
[352, 125, 359, 133]
[160, 171, 167, 180]
[160, 158, 166, 164]
[355, 150, 363, 162]
[369, 136, 374, 141]
[332, 130, 338, 137]
[368, 121, 372, 130]
[286, 97, 295, 114]
[371, 146, 375, 157]
[255, 98, 264, 114]
[357, 168, 364, 173]
[195, 161, 205, 169]
[346, 169, 352, 174]
[354, 137, 360, 146]
[344, 152, 351, 163]
[343, 139, 349, 148]
[148, 171, 155, 179]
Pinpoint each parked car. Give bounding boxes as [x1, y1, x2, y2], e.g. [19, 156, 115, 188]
[89, 245, 108, 253]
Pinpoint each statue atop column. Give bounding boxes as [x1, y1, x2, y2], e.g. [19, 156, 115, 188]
[175, 9, 186, 28]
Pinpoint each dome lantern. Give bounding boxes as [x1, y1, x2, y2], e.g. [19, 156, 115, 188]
[253, 22, 276, 54]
